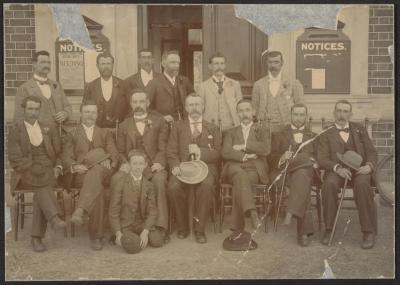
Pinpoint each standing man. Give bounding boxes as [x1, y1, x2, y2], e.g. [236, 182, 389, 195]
[268, 103, 316, 246]
[14, 50, 72, 128]
[124, 49, 162, 116]
[8, 96, 66, 252]
[167, 94, 222, 243]
[317, 100, 377, 249]
[61, 100, 119, 250]
[116, 89, 170, 243]
[252, 51, 304, 133]
[221, 100, 270, 232]
[148, 50, 194, 123]
[82, 52, 129, 128]
[197, 52, 243, 131]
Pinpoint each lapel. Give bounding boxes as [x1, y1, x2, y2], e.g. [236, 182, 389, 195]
[127, 117, 140, 145]
[110, 76, 120, 101]
[329, 126, 345, 150]
[93, 78, 103, 102]
[184, 119, 194, 144]
[38, 123, 53, 157]
[18, 121, 32, 155]
[27, 78, 46, 99]
[349, 122, 362, 154]
[161, 74, 175, 98]
[176, 76, 187, 107]
[92, 125, 103, 146]
[140, 179, 149, 217]
[234, 125, 245, 145]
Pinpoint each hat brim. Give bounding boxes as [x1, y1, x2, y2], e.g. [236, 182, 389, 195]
[22, 167, 55, 187]
[86, 153, 111, 169]
[288, 161, 314, 173]
[336, 153, 359, 170]
[176, 160, 209, 185]
[223, 236, 258, 251]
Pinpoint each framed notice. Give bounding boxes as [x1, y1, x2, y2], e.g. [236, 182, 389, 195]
[58, 51, 85, 90]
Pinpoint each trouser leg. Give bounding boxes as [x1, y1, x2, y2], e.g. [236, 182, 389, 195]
[151, 170, 168, 230]
[322, 172, 343, 230]
[31, 186, 60, 238]
[167, 176, 188, 232]
[287, 167, 313, 218]
[297, 200, 314, 236]
[88, 192, 105, 240]
[353, 174, 376, 233]
[193, 173, 215, 233]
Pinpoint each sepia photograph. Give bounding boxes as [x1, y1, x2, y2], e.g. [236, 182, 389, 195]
[3, 2, 396, 281]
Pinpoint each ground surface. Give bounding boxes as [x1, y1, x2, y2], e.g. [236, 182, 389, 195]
[5, 195, 395, 281]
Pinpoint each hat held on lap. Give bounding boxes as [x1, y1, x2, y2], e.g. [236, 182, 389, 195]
[287, 153, 314, 173]
[83, 148, 111, 169]
[336, 150, 363, 170]
[23, 162, 54, 187]
[121, 232, 141, 254]
[176, 160, 209, 184]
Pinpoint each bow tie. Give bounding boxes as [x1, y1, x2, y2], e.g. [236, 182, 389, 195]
[337, 127, 350, 133]
[292, 129, 304, 135]
[34, 78, 49, 85]
[192, 121, 202, 125]
[212, 78, 224, 95]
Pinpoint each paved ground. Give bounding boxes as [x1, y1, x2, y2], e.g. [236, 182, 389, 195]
[5, 195, 395, 281]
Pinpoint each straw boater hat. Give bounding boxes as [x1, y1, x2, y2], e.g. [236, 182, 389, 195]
[336, 150, 363, 170]
[83, 148, 111, 169]
[176, 160, 209, 184]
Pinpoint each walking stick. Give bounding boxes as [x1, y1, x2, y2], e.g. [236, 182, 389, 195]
[115, 119, 119, 142]
[58, 122, 62, 137]
[328, 177, 349, 246]
[188, 152, 196, 240]
[274, 145, 292, 232]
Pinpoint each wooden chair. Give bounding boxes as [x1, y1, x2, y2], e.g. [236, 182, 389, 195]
[11, 187, 67, 241]
[219, 183, 272, 233]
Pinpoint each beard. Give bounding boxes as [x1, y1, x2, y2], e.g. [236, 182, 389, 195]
[133, 107, 146, 113]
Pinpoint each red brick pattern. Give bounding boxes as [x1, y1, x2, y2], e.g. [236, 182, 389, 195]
[4, 4, 36, 97]
[368, 5, 394, 94]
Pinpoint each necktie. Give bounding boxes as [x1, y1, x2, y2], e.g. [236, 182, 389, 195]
[337, 127, 350, 133]
[292, 129, 304, 135]
[134, 117, 147, 123]
[213, 78, 224, 95]
[192, 122, 201, 138]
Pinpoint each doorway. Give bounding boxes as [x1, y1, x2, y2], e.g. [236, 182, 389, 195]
[147, 5, 203, 87]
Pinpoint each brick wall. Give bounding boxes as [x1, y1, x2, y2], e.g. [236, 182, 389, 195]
[4, 4, 36, 97]
[368, 5, 394, 94]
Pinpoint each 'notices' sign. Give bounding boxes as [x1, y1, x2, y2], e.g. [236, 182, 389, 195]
[56, 40, 85, 90]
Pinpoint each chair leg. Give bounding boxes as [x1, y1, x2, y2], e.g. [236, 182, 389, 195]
[316, 190, 322, 231]
[12, 194, 20, 241]
[20, 194, 25, 230]
[57, 191, 68, 238]
[212, 197, 217, 234]
[71, 192, 76, 238]
[219, 191, 224, 233]
[168, 204, 173, 235]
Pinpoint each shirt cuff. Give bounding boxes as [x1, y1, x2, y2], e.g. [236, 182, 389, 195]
[365, 162, 374, 171]
[55, 165, 63, 171]
[333, 164, 341, 172]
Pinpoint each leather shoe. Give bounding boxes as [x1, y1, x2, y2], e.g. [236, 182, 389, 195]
[177, 230, 189, 239]
[250, 210, 260, 229]
[90, 238, 103, 251]
[321, 230, 332, 246]
[31, 237, 46, 252]
[361, 232, 375, 249]
[71, 208, 85, 226]
[50, 215, 67, 229]
[164, 233, 171, 244]
[297, 235, 310, 247]
[194, 231, 207, 244]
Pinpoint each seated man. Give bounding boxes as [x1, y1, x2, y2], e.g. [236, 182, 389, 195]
[115, 89, 169, 243]
[109, 150, 164, 254]
[8, 96, 66, 252]
[269, 103, 316, 246]
[167, 94, 222, 243]
[62, 100, 119, 250]
[317, 100, 377, 249]
[221, 99, 271, 232]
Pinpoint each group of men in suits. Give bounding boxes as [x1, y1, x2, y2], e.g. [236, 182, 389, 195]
[9, 48, 378, 253]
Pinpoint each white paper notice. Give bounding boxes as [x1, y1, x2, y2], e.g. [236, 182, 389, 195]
[311, 68, 326, 89]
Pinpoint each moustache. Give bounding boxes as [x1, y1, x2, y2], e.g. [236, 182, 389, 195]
[133, 107, 145, 112]
[189, 110, 201, 115]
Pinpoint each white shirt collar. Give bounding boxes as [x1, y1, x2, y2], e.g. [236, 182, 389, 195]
[212, 75, 225, 83]
[133, 113, 148, 120]
[241, 121, 253, 129]
[189, 116, 203, 124]
[100, 76, 113, 85]
[82, 123, 95, 130]
[141, 69, 153, 77]
[33, 74, 48, 82]
[24, 120, 40, 129]
[268, 71, 282, 81]
[164, 72, 176, 85]
[24, 120, 43, 146]
[335, 122, 350, 130]
[291, 124, 305, 130]
[130, 173, 142, 182]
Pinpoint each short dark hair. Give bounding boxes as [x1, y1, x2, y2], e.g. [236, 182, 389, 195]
[138, 48, 153, 57]
[334, 100, 352, 111]
[96, 52, 114, 64]
[128, 149, 148, 162]
[266, 50, 283, 62]
[162, 50, 180, 62]
[236, 99, 252, 110]
[209, 52, 226, 64]
[80, 100, 98, 112]
[129, 89, 149, 101]
[185, 93, 203, 105]
[21, 95, 41, 108]
[291, 103, 308, 114]
[32, 50, 50, 63]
